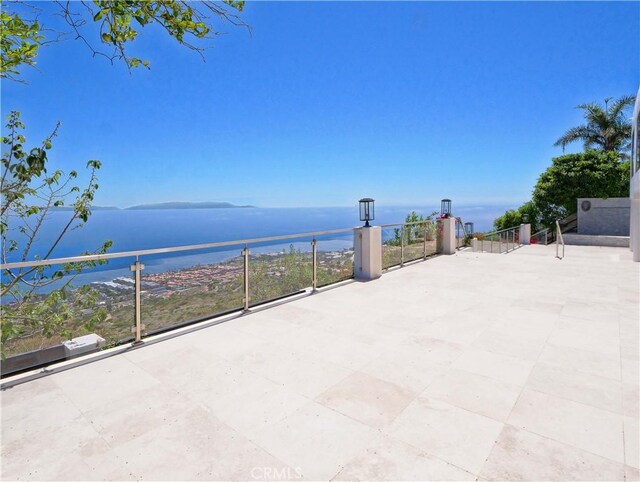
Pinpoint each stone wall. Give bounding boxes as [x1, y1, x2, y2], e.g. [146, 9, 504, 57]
[577, 197, 630, 236]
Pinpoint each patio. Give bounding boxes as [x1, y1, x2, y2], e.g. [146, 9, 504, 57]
[1, 244, 638, 481]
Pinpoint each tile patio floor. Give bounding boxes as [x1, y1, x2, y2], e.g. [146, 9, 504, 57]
[1, 244, 639, 481]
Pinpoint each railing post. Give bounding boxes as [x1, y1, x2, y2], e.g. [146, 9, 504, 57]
[130, 259, 145, 343]
[242, 245, 250, 311]
[400, 226, 405, 266]
[311, 238, 317, 292]
[423, 225, 427, 260]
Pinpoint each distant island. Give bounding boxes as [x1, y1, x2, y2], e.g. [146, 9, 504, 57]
[126, 202, 254, 210]
[50, 201, 254, 211]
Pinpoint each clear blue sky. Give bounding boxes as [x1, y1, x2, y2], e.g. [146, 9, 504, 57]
[2, 1, 638, 208]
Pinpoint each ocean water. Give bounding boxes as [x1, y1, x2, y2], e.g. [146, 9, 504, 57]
[5, 204, 509, 285]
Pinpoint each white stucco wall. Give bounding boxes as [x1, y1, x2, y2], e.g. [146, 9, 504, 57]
[630, 86, 640, 262]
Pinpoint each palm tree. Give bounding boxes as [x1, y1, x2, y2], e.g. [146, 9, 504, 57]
[554, 95, 634, 154]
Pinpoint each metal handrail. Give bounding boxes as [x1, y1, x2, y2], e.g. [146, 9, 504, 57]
[555, 220, 565, 259]
[455, 217, 469, 237]
[482, 225, 521, 238]
[474, 225, 521, 254]
[1, 227, 356, 270]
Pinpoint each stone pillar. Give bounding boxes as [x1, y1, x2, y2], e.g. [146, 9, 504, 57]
[471, 238, 479, 252]
[354, 226, 382, 280]
[440, 217, 456, 255]
[520, 223, 531, 245]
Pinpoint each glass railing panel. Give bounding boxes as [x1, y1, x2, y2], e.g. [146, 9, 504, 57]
[403, 223, 430, 262]
[1, 257, 135, 362]
[248, 238, 313, 306]
[531, 229, 548, 245]
[139, 247, 244, 334]
[381, 225, 402, 269]
[316, 231, 354, 288]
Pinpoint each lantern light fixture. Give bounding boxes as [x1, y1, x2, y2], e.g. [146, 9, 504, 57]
[441, 198, 452, 217]
[359, 198, 375, 227]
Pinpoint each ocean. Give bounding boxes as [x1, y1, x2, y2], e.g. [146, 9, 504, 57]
[5, 204, 509, 286]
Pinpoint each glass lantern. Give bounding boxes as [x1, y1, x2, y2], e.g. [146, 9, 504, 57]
[359, 198, 375, 227]
[441, 198, 452, 217]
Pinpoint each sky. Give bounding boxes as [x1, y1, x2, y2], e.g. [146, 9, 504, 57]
[2, 1, 638, 209]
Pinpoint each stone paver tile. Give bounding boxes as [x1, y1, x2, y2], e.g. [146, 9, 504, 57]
[51, 356, 161, 413]
[316, 371, 417, 429]
[526, 363, 622, 414]
[547, 327, 620, 358]
[622, 339, 640, 361]
[203, 324, 302, 361]
[451, 349, 535, 386]
[82, 385, 195, 448]
[230, 307, 309, 338]
[0, 376, 58, 408]
[472, 329, 547, 361]
[250, 401, 378, 481]
[539, 344, 621, 381]
[511, 298, 564, 314]
[111, 405, 292, 481]
[626, 464, 640, 481]
[1, 382, 82, 445]
[126, 344, 235, 390]
[215, 339, 354, 399]
[489, 309, 558, 338]
[334, 435, 474, 481]
[359, 349, 446, 393]
[309, 336, 381, 371]
[480, 424, 625, 481]
[187, 367, 310, 436]
[622, 358, 640, 386]
[1, 414, 129, 481]
[561, 300, 620, 323]
[387, 397, 504, 474]
[420, 314, 494, 346]
[509, 389, 624, 463]
[275, 325, 352, 354]
[423, 368, 522, 421]
[625, 416, 640, 469]
[623, 383, 640, 419]
[397, 335, 466, 365]
[265, 354, 354, 399]
[339, 319, 417, 349]
[558, 316, 623, 344]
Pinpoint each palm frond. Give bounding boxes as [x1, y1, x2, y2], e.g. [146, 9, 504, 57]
[554, 126, 599, 150]
[609, 95, 635, 120]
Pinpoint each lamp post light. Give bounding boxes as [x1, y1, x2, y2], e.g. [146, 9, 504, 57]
[522, 214, 529, 224]
[441, 198, 452, 217]
[359, 198, 375, 227]
[464, 222, 474, 235]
